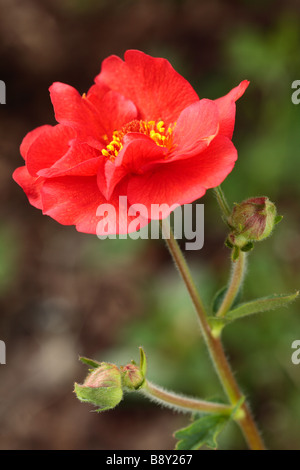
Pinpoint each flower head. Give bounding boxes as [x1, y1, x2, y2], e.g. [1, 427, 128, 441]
[74, 362, 123, 411]
[227, 196, 282, 249]
[13, 50, 249, 234]
[120, 363, 145, 390]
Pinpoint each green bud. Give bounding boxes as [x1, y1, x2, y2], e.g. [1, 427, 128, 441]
[227, 196, 281, 249]
[120, 364, 145, 390]
[74, 362, 123, 411]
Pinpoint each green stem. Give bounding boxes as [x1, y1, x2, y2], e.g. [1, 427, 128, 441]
[214, 186, 231, 219]
[142, 380, 233, 415]
[160, 218, 265, 450]
[216, 251, 246, 318]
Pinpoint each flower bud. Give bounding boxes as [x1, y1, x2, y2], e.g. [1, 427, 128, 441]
[120, 363, 145, 390]
[74, 362, 123, 411]
[227, 196, 282, 250]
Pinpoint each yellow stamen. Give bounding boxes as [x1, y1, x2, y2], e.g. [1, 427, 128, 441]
[101, 119, 176, 160]
[157, 121, 165, 132]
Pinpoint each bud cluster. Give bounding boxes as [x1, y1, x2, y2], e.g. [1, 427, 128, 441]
[74, 349, 147, 411]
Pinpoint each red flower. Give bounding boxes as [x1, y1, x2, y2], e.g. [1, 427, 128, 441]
[13, 50, 249, 234]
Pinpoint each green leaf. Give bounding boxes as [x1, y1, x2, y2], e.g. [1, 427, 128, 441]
[226, 291, 299, 322]
[211, 286, 227, 314]
[74, 383, 123, 412]
[79, 356, 102, 369]
[274, 215, 283, 224]
[139, 346, 147, 377]
[211, 284, 242, 315]
[241, 241, 254, 252]
[225, 238, 234, 249]
[174, 414, 229, 450]
[232, 246, 240, 261]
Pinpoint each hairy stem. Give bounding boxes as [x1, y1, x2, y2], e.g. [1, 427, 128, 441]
[142, 381, 233, 415]
[160, 219, 265, 450]
[216, 251, 246, 318]
[214, 185, 231, 219]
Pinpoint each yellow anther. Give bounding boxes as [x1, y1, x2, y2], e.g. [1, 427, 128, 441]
[157, 121, 165, 132]
[101, 119, 175, 159]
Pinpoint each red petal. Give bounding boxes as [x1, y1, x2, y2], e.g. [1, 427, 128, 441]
[87, 89, 138, 137]
[214, 80, 249, 138]
[49, 83, 137, 147]
[86, 82, 110, 101]
[20, 125, 53, 161]
[49, 82, 104, 148]
[12, 166, 44, 209]
[171, 99, 219, 161]
[38, 157, 101, 178]
[127, 135, 237, 217]
[98, 135, 166, 200]
[41, 176, 149, 235]
[95, 50, 199, 123]
[26, 124, 76, 176]
[95, 179, 150, 236]
[41, 175, 107, 234]
[37, 142, 101, 178]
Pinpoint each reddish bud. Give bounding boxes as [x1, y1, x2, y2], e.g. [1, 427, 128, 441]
[74, 362, 123, 411]
[227, 196, 282, 249]
[121, 364, 145, 390]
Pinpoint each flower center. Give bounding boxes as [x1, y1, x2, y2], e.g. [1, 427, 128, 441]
[101, 120, 175, 160]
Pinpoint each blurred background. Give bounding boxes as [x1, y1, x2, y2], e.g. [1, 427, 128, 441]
[0, 0, 300, 450]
